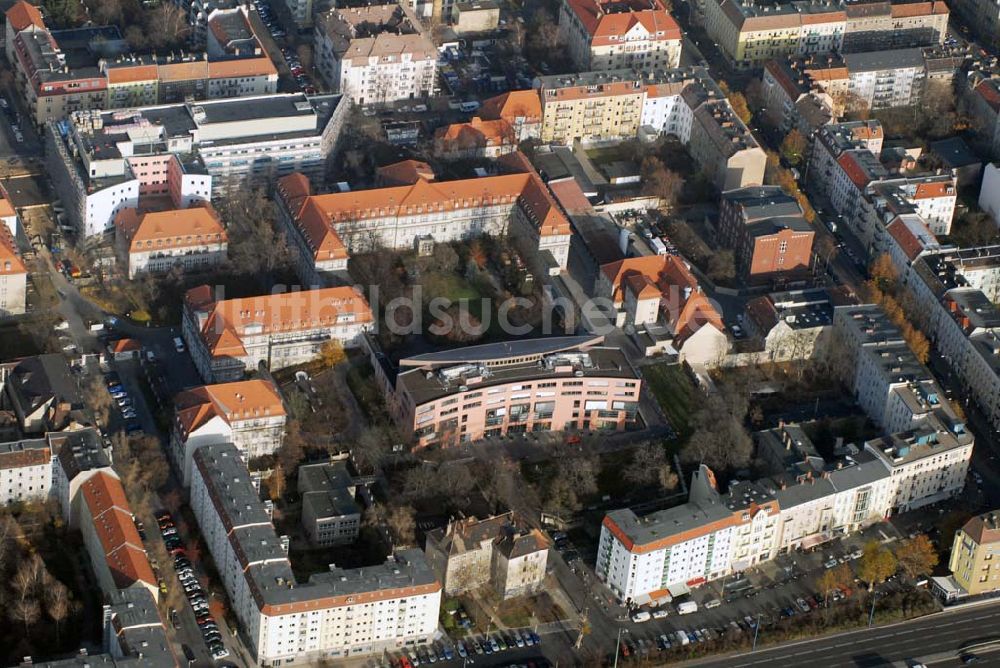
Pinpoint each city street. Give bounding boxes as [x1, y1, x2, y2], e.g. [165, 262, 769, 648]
[687, 601, 1000, 668]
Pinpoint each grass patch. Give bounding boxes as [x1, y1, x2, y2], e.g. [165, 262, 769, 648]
[641, 363, 700, 438]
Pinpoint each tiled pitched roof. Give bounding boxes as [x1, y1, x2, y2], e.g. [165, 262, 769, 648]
[80, 471, 157, 591]
[480, 89, 542, 122]
[5, 1, 45, 32]
[175, 379, 285, 437]
[376, 159, 436, 186]
[185, 285, 374, 356]
[564, 0, 680, 45]
[114, 204, 227, 253]
[208, 56, 278, 78]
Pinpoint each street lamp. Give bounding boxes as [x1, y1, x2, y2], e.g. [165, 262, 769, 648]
[751, 612, 763, 651]
[612, 628, 625, 668]
[868, 590, 880, 627]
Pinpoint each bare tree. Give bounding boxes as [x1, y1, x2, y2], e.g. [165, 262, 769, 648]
[11, 597, 40, 635]
[46, 581, 71, 644]
[386, 505, 416, 547]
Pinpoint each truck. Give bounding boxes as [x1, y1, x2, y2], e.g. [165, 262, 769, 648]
[650, 237, 668, 255]
[676, 601, 698, 615]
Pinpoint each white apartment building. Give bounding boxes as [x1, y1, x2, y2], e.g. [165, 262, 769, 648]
[171, 379, 287, 485]
[182, 285, 374, 383]
[558, 0, 682, 72]
[314, 3, 437, 106]
[844, 48, 925, 110]
[0, 438, 50, 505]
[46, 93, 348, 238]
[190, 443, 441, 665]
[114, 204, 228, 278]
[866, 417, 973, 512]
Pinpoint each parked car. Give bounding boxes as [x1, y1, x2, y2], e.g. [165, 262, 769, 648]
[631, 611, 651, 623]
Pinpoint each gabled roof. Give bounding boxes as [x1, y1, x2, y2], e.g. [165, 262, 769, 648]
[886, 214, 937, 261]
[480, 89, 542, 122]
[0, 223, 26, 276]
[435, 117, 514, 152]
[564, 0, 680, 46]
[600, 255, 723, 344]
[376, 159, 436, 186]
[114, 203, 227, 253]
[208, 56, 278, 79]
[80, 471, 157, 591]
[6, 1, 45, 32]
[185, 285, 373, 356]
[175, 379, 285, 438]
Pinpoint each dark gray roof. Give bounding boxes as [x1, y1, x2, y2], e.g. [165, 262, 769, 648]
[930, 136, 980, 168]
[400, 335, 604, 367]
[843, 48, 925, 72]
[8, 354, 83, 412]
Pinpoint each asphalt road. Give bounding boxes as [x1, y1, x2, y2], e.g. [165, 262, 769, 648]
[687, 602, 1000, 667]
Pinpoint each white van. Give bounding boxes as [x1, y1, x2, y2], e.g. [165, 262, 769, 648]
[676, 601, 698, 615]
[459, 101, 481, 113]
[631, 611, 651, 623]
[675, 630, 690, 646]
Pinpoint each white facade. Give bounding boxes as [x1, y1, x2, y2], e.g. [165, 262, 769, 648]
[0, 441, 51, 505]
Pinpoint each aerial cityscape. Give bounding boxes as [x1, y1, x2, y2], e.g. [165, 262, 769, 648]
[0, 0, 999, 665]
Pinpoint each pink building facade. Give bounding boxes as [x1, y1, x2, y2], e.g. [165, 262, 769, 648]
[374, 336, 642, 448]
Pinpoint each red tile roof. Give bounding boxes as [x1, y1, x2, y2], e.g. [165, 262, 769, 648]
[5, 1, 45, 32]
[175, 379, 285, 437]
[480, 89, 542, 122]
[564, 0, 680, 46]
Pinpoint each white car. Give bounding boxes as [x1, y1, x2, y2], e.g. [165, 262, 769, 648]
[652, 609, 669, 619]
[631, 611, 651, 623]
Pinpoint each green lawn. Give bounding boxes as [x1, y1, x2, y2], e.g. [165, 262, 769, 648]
[641, 363, 701, 439]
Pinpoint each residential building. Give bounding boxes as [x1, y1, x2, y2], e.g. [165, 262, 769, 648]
[78, 470, 159, 602]
[0, 219, 27, 316]
[558, 0, 682, 72]
[923, 247, 1000, 303]
[2, 354, 85, 434]
[949, 510, 1000, 596]
[596, 255, 728, 364]
[298, 460, 362, 546]
[435, 116, 518, 160]
[373, 335, 641, 448]
[453, 0, 501, 32]
[761, 54, 847, 135]
[171, 379, 286, 484]
[702, 0, 946, 70]
[865, 412, 973, 512]
[274, 152, 572, 285]
[536, 67, 766, 189]
[285, 0, 316, 28]
[965, 73, 1000, 160]
[50, 428, 112, 523]
[424, 512, 550, 599]
[113, 204, 228, 279]
[182, 284, 374, 383]
[4, 3, 278, 127]
[314, 2, 437, 105]
[597, 465, 780, 604]
[480, 90, 543, 141]
[718, 186, 815, 284]
[843, 48, 926, 110]
[190, 442, 441, 665]
[744, 288, 838, 362]
[46, 92, 348, 237]
[0, 438, 50, 505]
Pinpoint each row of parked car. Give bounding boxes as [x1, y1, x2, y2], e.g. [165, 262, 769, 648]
[157, 511, 230, 661]
[104, 372, 141, 432]
[390, 629, 542, 667]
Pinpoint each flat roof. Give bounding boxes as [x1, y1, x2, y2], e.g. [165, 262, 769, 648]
[399, 335, 604, 367]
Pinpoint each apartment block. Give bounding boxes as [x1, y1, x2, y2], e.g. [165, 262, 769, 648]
[718, 186, 815, 284]
[46, 92, 348, 238]
[761, 54, 847, 135]
[965, 73, 1000, 160]
[949, 510, 1000, 596]
[171, 379, 286, 484]
[4, 3, 278, 127]
[596, 255, 728, 365]
[744, 288, 837, 363]
[314, 2, 437, 105]
[0, 438, 50, 505]
[275, 152, 572, 285]
[298, 460, 362, 547]
[843, 48, 926, 110]
[183, 285, 373, 383]
[703, 0, 945, 70]
[537, 68, 766, 189]
[190, 442, 441, 665]
[114, 204, 228, 279]
[424, 512, 550, 600]
[434, 89, 545, 158]
[373, 336, 641, 448]
[3, 353, 85, 434]
[558, 0, 682, 72]
[599, 404, 971, 604]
